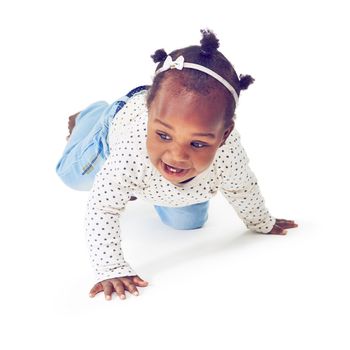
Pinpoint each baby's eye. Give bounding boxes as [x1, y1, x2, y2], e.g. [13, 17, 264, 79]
[156, 132, 171, 141]
[191, 141, 207, 149]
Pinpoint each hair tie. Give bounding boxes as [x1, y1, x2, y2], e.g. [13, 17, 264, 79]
[239, 74, 255, 90]
[199, 29, 219, 57]
[151, 49, 168, 63]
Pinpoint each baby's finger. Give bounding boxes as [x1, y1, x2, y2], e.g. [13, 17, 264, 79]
[102, 282, 114, 301]
[281, 223, 298, 229]
[120, 277, 139, 296]
[269, 224, 287, 235]
[132, 276, 149, 287]
[276, 219, 297, 225]
[89, 282, 103, 297]
[111, 280, 126, 300]
[275, 220, 298, 229]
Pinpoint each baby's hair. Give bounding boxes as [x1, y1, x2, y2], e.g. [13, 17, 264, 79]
[147, 29, 255, 128]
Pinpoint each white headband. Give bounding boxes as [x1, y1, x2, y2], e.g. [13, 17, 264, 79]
[155, 55, 239, 106]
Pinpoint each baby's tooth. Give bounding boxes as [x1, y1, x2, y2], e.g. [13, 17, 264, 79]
[166, 164, 183, 173]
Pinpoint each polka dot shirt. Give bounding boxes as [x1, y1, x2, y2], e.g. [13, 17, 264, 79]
[85, 91, 276, 283]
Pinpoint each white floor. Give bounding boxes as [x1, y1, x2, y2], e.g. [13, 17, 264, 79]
[2, 180, 349, 349]
[1, 1, 350, 349]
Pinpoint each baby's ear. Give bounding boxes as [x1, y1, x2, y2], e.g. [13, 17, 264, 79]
[219, 122, 234, 147]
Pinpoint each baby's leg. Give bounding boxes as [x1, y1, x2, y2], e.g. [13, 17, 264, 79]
[56, 101, 110, 190]
[56, 86, 149, 191]
[154, 201, 209, 230]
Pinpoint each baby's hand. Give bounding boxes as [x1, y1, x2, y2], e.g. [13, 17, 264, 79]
[268, 218, 298, 235]
[89, 275, 149, 301]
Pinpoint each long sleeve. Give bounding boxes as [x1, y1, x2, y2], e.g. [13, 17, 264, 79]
[84, 146, 141, 283]
[219, 130, 276, 233]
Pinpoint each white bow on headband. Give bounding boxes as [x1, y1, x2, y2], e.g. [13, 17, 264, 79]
[155, 55, 239, 105]
[161, 55, 185, 71]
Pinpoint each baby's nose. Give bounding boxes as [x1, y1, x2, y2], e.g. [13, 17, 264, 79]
[169, 145, 190, 163]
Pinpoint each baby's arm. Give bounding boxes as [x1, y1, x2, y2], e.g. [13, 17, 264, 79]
[221, 166, 275, 233]
[219, 131, 275, 233]
[220, 131, 298, 234]
[85, 146, 147, 299]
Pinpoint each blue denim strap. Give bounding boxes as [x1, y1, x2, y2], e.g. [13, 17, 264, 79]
[113, 85, 149, 117]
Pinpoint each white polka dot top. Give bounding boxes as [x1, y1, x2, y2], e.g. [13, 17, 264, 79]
[85, 90, 276, 283]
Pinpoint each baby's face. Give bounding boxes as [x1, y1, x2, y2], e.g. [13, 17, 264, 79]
[146, 86, 233, 185]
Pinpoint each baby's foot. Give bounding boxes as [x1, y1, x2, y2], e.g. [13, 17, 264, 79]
[66, 112, 80, 141]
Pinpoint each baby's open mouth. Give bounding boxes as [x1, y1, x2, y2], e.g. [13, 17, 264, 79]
[162, 161, 190, 177]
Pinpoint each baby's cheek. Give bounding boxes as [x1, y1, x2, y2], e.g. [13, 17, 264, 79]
[195, 149, 217, 170]
[146, 137, 161, 161]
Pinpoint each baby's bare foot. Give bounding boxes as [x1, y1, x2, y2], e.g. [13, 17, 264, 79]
[66, 112, 80, 141]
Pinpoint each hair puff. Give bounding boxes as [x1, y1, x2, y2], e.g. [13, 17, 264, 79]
[199, 29, 220, 57]
[239, 74, 255, 90]
[151, 49, 168, 63]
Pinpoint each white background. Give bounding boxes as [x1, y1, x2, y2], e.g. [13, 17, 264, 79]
[1, 0, 349, 349]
